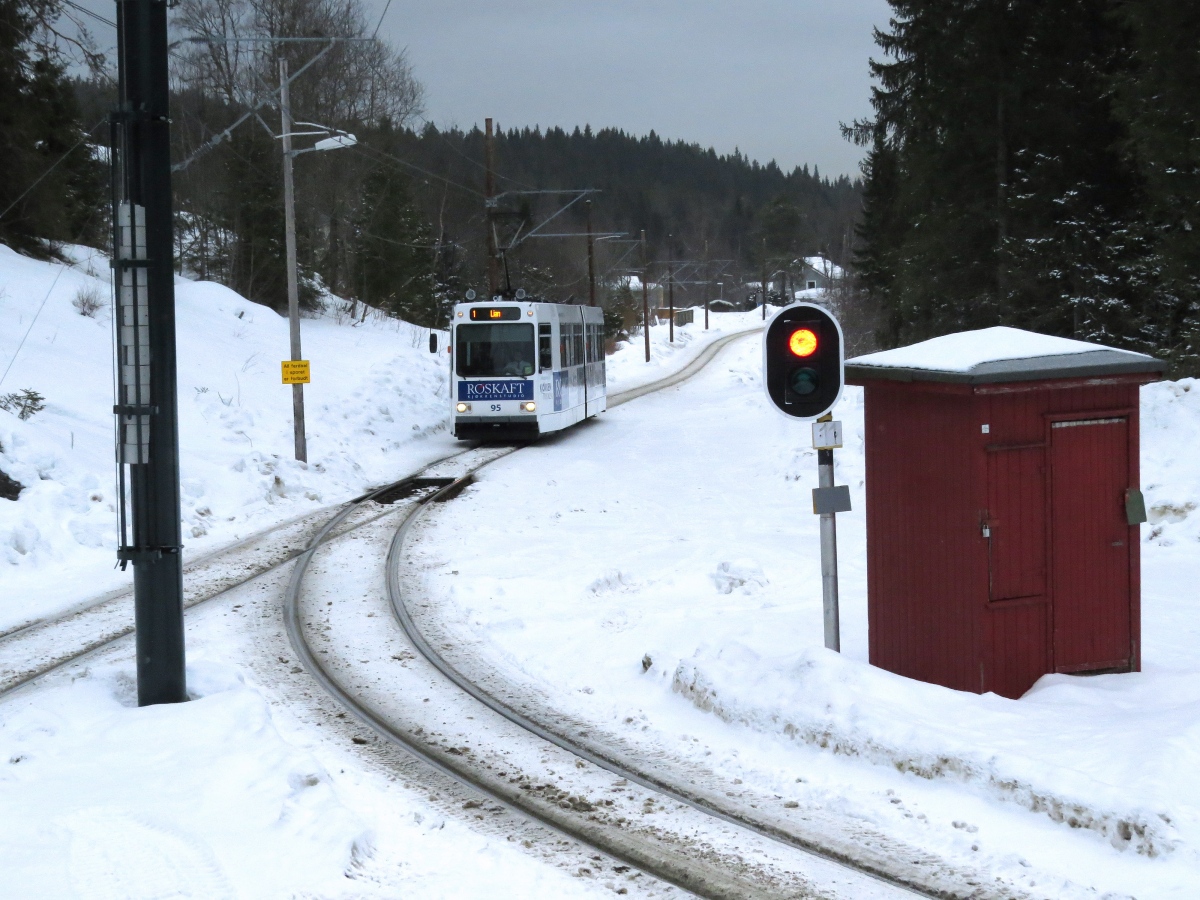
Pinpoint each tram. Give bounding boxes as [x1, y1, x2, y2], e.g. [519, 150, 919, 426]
[450, 298, 607, 440]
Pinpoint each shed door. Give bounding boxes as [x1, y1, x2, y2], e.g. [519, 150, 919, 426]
[985, 445, 1050, 698]
[1050, 417, 1131, 672]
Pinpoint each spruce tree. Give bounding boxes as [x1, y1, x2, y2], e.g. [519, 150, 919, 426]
[0, 0, 104, 255]
[351, 164, 437, 326]
[1113, 0, 1200, 370]
[852, 0, 1150, 352]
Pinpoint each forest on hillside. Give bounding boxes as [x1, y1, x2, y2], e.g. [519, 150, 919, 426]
[852, 0, 1200, 373]
[9, 0, 1194, 367]
[2, 0, 861, 335]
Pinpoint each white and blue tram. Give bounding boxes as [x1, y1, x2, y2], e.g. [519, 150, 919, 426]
[451, 300, 607, 440]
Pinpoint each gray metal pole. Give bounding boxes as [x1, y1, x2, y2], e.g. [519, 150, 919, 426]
[114, 0, 186, 705]
[817, 447, 841, 651]
[279, 59, 307, 463]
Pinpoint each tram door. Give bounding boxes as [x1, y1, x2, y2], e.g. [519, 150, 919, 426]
[1049, 416, 1132, 673]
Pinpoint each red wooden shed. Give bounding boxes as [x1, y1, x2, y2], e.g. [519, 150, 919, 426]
[845, 327, 1165, 699]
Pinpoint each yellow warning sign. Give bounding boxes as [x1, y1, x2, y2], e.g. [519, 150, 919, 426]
[281, 360, 310, 384]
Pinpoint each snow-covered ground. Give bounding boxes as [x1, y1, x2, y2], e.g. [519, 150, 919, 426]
[411, 336, 1200, 898]
[0, 243, 457, 630]
[0, 240, 760, 631]
[0, 242, 763, 897]
[6, 236, 1200, 897]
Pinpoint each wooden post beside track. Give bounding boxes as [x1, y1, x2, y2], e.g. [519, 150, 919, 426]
[641, 230, 650, 362]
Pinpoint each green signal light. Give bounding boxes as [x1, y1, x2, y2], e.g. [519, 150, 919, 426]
[789, 367, 819, 395]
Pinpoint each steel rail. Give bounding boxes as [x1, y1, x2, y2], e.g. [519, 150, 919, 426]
[375, 332, 953, 900]
[377, 328, 1036, 900]
[282, 470, 779, 899]
[384, 478, 941, 899]
[0, 325, 755, 694]
[0, 444, 485, 700]
[280, 328, 822, 899]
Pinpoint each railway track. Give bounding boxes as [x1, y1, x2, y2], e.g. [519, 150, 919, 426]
[0, 326, 758, 703]
[282, 330, 1045, 900]
[1, 326, 1037, 897]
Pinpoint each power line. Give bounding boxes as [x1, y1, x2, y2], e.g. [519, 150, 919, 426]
[62, 0, 115, 29]
[0, 262, 70, 390]
[0, 115, 108, 224]
[415, 115, 535, 191]
[351, 141, 487, 199]
[372, 0, 394, 39]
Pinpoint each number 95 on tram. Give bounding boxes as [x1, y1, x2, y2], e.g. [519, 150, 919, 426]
[451, 301, 607, 441]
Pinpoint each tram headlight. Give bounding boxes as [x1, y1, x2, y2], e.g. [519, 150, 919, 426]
[456, 402, 470, 413]
[522, 401, 537, 412]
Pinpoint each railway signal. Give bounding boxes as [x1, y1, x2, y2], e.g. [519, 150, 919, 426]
[762, 303, 849, 652]
[762, 303, 844, 420]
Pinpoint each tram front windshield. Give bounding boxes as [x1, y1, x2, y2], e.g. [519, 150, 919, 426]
[456, 323, 536, 377]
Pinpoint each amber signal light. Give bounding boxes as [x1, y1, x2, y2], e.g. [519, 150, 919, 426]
[788, 328, 818, 357]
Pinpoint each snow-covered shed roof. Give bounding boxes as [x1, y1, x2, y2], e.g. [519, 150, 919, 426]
[800, 256, 844, 279]
[846, 326, 1165, 385]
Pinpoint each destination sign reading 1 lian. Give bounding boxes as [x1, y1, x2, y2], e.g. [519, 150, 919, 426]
[470, 307, 521, 321]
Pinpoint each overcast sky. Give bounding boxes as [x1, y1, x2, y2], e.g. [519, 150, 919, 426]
[369, 1, 892, 179]
[72, 1, 892, 179]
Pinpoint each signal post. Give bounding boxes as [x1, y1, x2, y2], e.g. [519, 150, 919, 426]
[763, 304, 848, 651]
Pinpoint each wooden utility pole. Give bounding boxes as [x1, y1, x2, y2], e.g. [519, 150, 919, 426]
[485, 117, 499, 297]
[586, 199, 596, 306]
[641, 229, 650, 362]
[280, 60, 306, 464]
[703, 239, 710, 330]
[761, 238, 768, 321]
[668, 235, 675, 342]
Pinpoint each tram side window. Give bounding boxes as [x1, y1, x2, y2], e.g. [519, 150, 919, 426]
[585, 324, 594, 363]
[560, 326, 570, 367]
[538, 323, 552, 371]
[572, 323, 584, 366]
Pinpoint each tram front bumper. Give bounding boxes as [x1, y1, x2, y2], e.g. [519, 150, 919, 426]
[454, 415, 540, 440]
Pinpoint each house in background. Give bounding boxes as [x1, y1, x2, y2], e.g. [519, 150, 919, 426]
[795, 256, 844, 294]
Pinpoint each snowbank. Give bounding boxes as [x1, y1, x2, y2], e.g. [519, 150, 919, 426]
[0, 240, 761, 631]
[0, 243, 455, 629]
[0, 659, 367, 897]
[604, 308, 764, 394]
[672, 643, 1191, 857]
